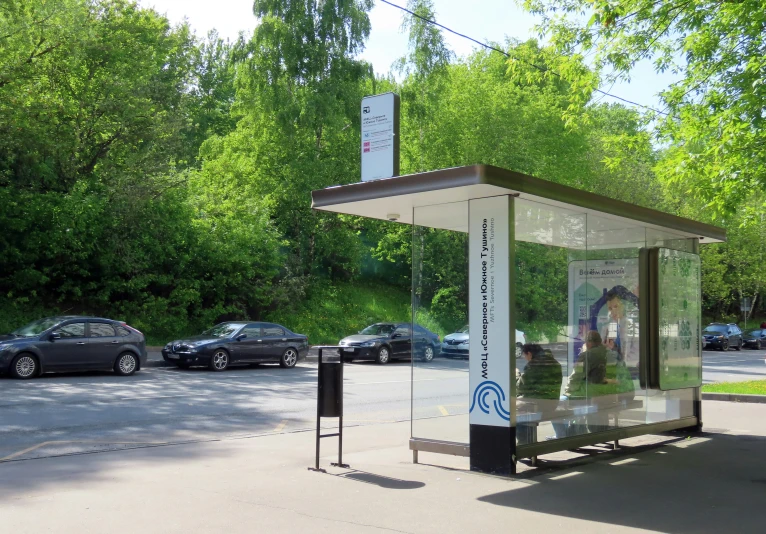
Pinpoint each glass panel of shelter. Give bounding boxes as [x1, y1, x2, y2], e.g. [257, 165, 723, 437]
[411, 201, 470, 445]
[409, 195, 700, 448]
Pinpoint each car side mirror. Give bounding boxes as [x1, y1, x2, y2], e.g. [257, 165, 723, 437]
[236, 334, 247, 341]
[50, 332, 61, 341]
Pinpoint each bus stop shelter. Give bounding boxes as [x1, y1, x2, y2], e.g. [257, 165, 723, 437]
[312, 164, 725, 475]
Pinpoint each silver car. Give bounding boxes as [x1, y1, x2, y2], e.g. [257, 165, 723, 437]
[441, 325, 526, 358]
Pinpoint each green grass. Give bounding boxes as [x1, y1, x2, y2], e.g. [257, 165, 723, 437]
[266, 281, 407, 345]
[702, 380, 766, 395]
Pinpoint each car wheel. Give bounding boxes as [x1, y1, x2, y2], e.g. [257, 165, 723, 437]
[177, 362, 189, 369]
[735, 340, 742, 351]
[10, 354, 38, 379]
[209, 350, 229, 372]
[515, 343, 523, 358]
[280, 348, 299, 368]
[114, 352, 138, 376]
[422, 345, 435, 362]
[721, 339, 729, 351]
[758, 340, 763, 350]
[376, 346, 390, 365]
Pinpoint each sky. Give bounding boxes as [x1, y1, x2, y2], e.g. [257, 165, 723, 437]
[138, 0, 679, 113]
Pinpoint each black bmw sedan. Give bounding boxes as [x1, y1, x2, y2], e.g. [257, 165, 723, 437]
[0, 316, 147, 379]
[339, 323, 440, 364]
[162, 322, 309, 371]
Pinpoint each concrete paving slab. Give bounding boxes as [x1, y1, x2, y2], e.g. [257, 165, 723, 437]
[1, 400, 766, 533]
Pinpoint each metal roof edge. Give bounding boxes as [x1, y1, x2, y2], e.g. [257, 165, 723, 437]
[311, 165, 485, 209]
[311, 164, 726, 242]
[479, 165, 726, 242]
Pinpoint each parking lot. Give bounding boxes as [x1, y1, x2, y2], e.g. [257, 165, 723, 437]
[1, 347, 764, 463]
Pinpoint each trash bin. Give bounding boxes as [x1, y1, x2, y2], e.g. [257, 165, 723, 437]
[318, 360, 342, 417]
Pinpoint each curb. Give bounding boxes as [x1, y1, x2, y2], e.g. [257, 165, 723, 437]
[702, 392, 766, 404]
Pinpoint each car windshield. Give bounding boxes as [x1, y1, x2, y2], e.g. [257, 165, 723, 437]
[458, 325, 469, 334]
[746, 330, 762, 336]
[703, 325, 728, 334]
[202, 323, 240, 338]
[360, 324, 395, 336]
[12, 317, 62, 337]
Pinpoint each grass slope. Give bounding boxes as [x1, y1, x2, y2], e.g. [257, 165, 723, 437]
[265, 281, 447, 346]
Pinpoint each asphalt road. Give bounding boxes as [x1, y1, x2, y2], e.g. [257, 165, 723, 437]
[0, 357, 471, 462]
[701, 346, 766, 383]
[1, 346, 763, 463]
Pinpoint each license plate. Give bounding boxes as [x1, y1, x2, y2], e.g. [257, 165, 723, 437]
[167, 354, 180, 359]
[343, 348, 355, 352]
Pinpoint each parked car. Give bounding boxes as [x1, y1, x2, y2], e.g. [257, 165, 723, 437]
[702, 323, 743, 351]
[742, 329, 766, 350]
[441, 325, 527, 358]
[0, 316, 146, 379]
[338, 323, 440, 364]
[162, 322, 308, 371]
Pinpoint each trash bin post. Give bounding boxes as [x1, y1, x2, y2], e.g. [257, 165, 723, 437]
[330, 355, 347, 468]
[308, 346, 349, 472]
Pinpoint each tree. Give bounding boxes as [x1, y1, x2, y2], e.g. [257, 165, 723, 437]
[518, 0, 766, 215]
[395, 0, 453, 171]
[181, 31, 245, 163]
[199, 0, 376, 283]
[0, 0, 197, 193]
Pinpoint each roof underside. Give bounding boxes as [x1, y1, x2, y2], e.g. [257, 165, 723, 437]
[311, 165, 725, 248]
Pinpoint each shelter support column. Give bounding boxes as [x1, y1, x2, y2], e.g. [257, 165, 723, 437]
[468, 195, 516, 475]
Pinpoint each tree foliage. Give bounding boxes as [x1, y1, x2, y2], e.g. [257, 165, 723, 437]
[1, 0, 760, 342]
[519, 0, 766, 215]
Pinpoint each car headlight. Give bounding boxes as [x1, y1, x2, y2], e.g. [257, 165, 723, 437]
[717, 335, 724, 339]
[359, 341, 377, 347]
[0, 344, 10, 351]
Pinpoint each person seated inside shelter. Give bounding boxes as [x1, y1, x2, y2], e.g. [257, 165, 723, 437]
[554, 330, 636, 438]
[553, 330, 608, 437]
[516, 343, 563, 445]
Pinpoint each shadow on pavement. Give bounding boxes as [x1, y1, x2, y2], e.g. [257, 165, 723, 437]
[336, 469, 426, 490]
[0, 438, 233, 497]
[478, 431, 766, 533]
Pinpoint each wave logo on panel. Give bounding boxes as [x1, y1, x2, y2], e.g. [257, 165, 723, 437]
[469, 381, 510, 421]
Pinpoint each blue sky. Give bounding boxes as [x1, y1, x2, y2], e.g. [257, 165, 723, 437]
[139, 0, 678, 113]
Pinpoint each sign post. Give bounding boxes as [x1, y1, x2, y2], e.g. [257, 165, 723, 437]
[468, 195, 515, 475]
[361, 93, 400, 182]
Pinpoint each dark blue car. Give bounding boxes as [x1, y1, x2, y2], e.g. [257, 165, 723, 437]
[742, 329, 766, 350]
[0, 316, 147, 379]
[338, 323, 441, 364]
[162, 322, 309, 371]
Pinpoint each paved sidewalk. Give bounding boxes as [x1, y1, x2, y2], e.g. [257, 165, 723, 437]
[2, 401, 765, 533]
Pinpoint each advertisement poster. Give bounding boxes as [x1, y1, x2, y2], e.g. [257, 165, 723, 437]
[468, 196, 511, 427]
[568, 259, 640, 371]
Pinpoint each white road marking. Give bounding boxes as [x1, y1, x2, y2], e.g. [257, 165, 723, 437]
[273, 420, 287, 432]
